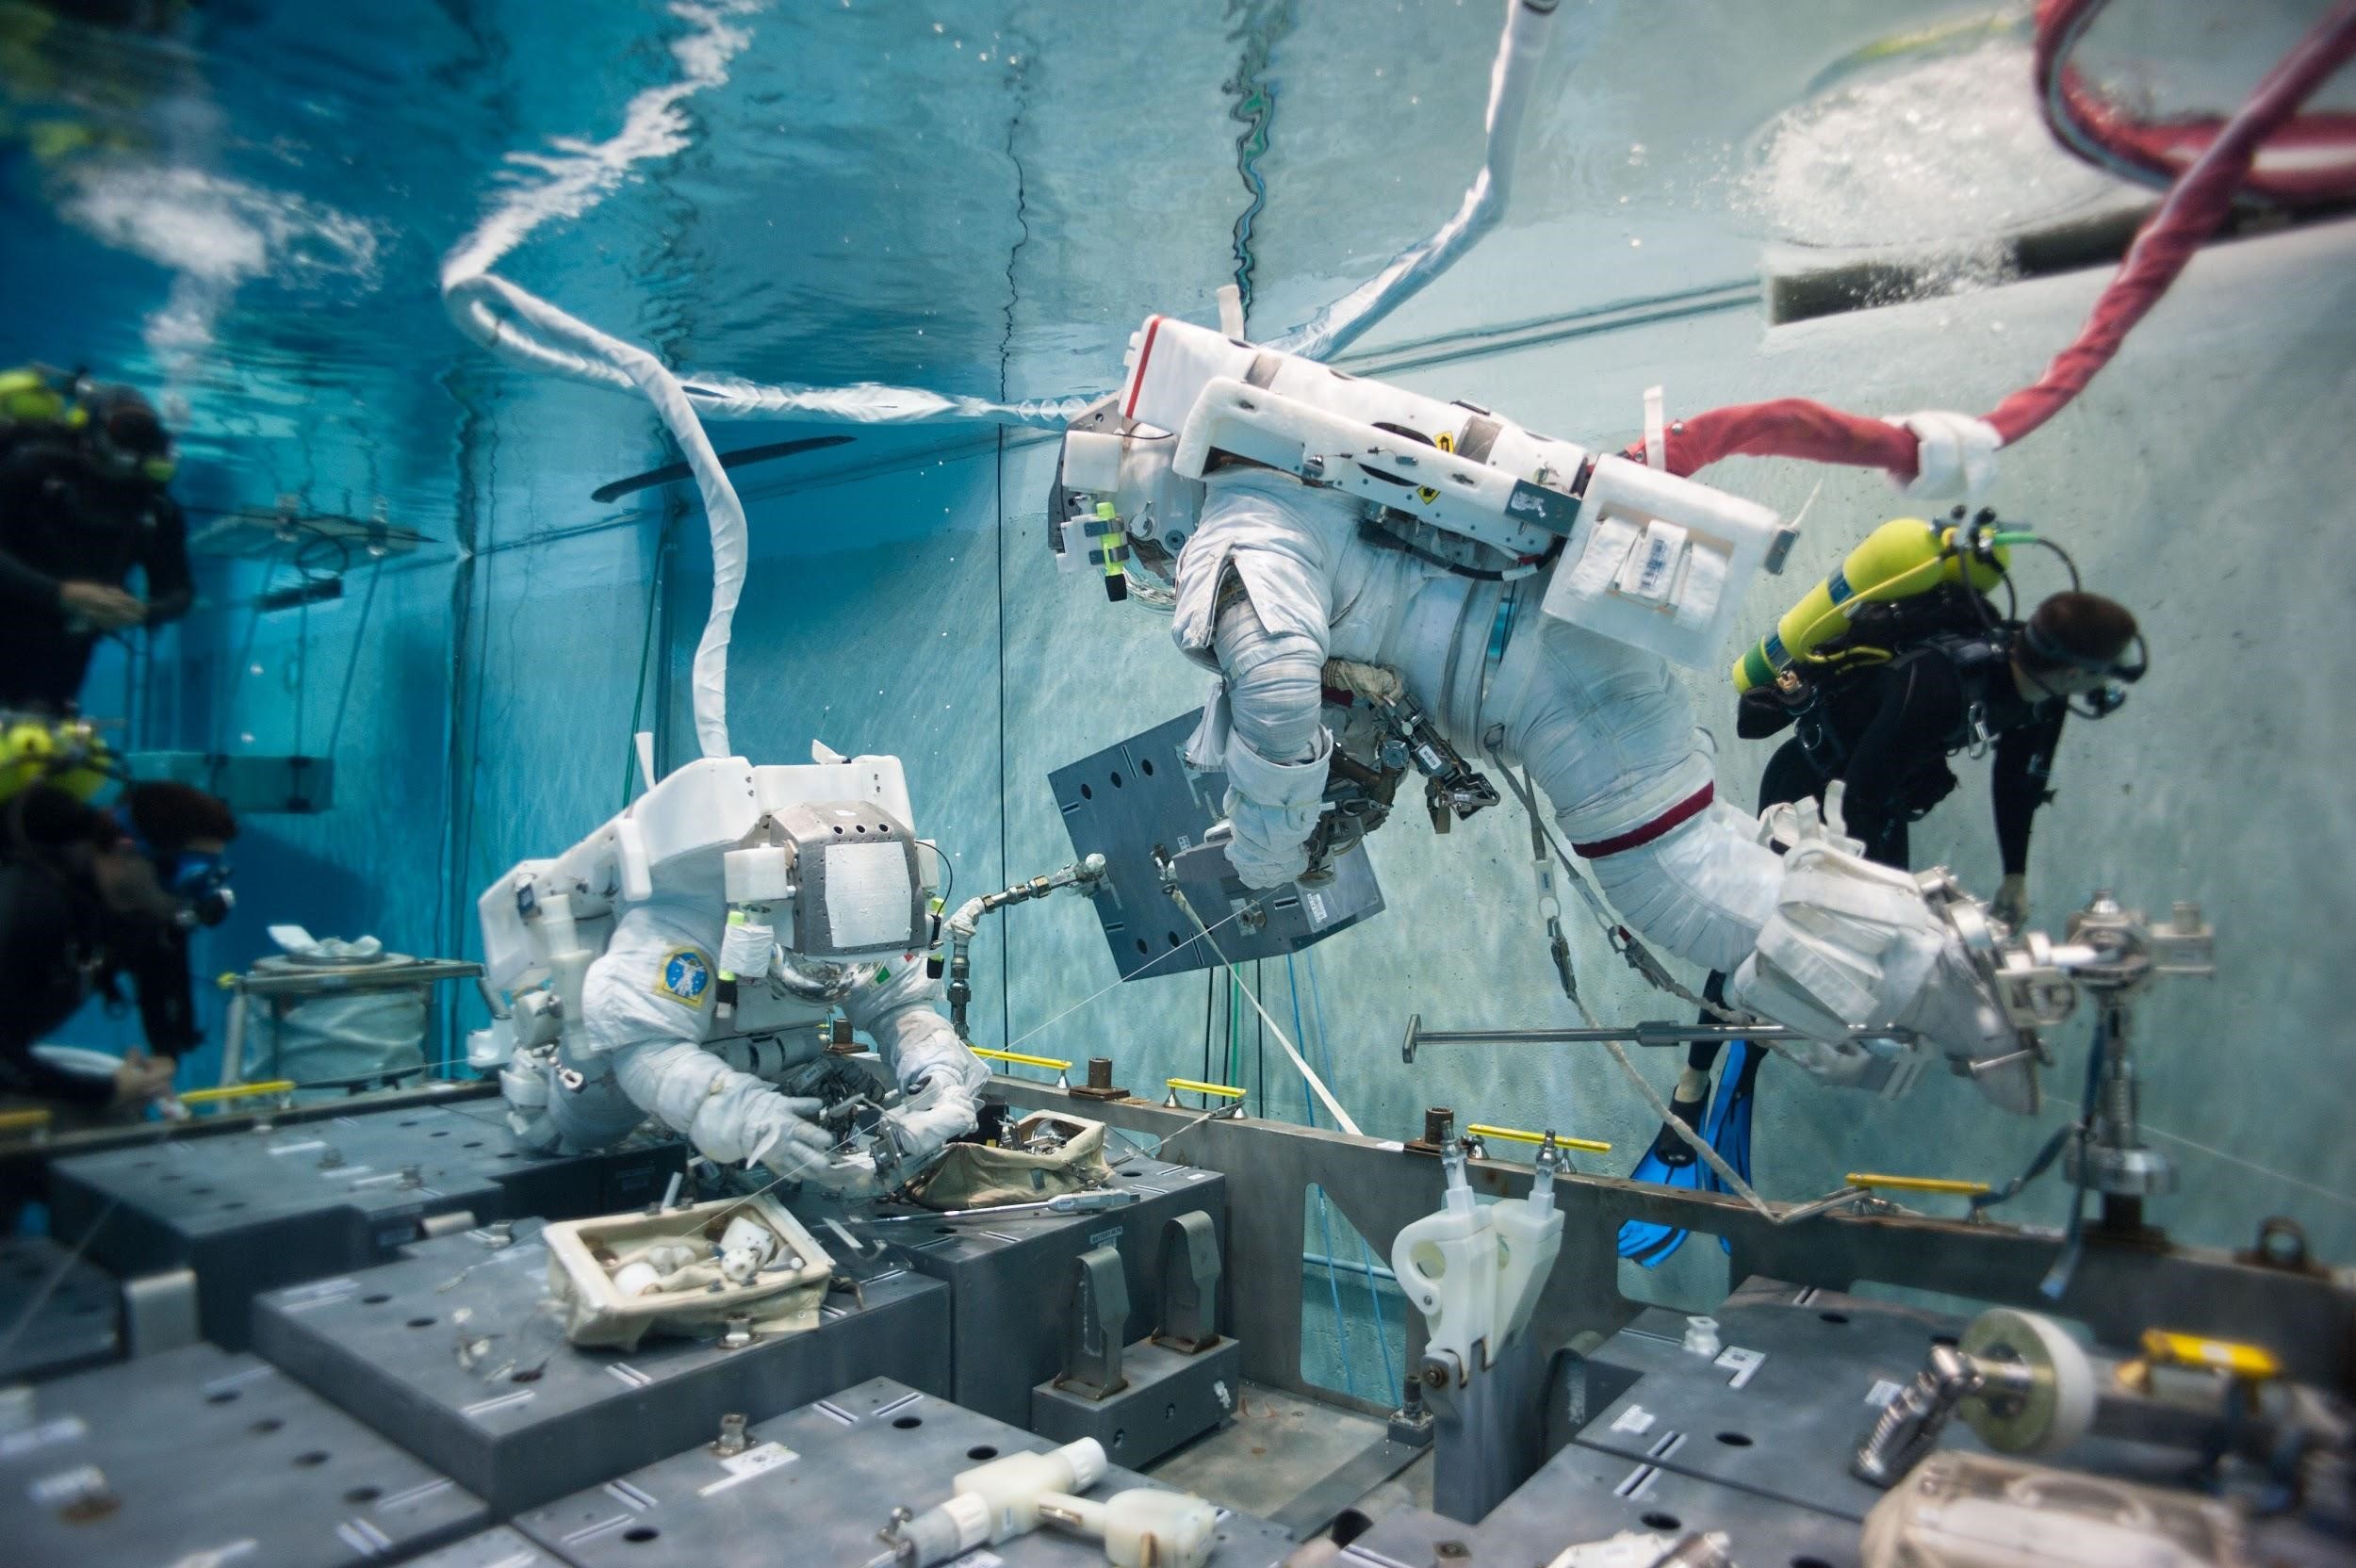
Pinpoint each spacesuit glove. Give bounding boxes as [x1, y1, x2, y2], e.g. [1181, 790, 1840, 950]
[1883, 411, 2001, 499]
[1219, 729, 1329, 891]
[881, 1044, 989, 1169]
[742, 1096, 841, 1184]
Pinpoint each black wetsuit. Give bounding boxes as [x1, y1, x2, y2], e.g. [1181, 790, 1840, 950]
[0, 852, 198, 1106]
[0, 435, 194, 712]
[1741, 631, 2066, 874]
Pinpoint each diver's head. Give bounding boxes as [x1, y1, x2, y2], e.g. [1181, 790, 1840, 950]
[2014, 591, 2143, 714]
[112, 781, 239, 927]
[87, 383, 176, 485]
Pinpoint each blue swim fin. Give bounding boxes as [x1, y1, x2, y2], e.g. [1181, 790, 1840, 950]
[1620, 1043, 1763, 1268]
[1616, 1089, 1713, 1267]
[1708, 1041, 1766, 1252]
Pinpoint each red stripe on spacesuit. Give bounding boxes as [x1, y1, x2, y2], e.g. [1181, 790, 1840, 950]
[1122, 316, 1165, 421]
[1571, 783, 1714, 859]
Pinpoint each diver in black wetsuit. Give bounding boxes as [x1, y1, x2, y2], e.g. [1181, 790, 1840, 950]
[0, 382, 194, 713]
[1617, 585, 2144, 1266]
[1742, 587, 2142, 924]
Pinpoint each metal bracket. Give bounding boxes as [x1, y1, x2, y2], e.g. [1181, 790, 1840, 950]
[1054, 1245, 1131, 1400]
[1153, 1212, 1222, 1353]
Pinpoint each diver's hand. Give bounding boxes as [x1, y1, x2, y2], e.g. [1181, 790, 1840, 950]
[109, 1050, 176, 1108]
[1990, 874, 2030, 931]
[59, 580, 147, 630]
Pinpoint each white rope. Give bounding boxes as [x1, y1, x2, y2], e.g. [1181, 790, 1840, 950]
[999, 899, 1260, 1055]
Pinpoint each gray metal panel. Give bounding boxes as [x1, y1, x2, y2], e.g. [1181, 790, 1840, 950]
[0, 1342, 487, 1567]
[1031, 1337, 1245, 1470]
[1346, 1457, 1862, 1568]
[511, 1377, 1295, 1568]
[1572, 1280, 1983, 1523]
[251, 1229, 952, 1517]
[0, 1234, 120, 1382]
[881, 1157, 1227, 1425]
[1049, 710, 1383, 979]
[46, 1106, 680, 1348]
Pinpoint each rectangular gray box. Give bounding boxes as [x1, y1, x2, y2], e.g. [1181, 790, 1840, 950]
[1031, 1336, 1244, 1470]
[884, 1157, 1227, 1426]
[253, 1227, 952, 1517]
[0, 1342, 486, 1567]
[48, 1105, 680, 1348]
[512, 1377, 1294, 1567]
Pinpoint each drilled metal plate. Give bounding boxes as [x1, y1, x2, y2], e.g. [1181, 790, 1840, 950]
[252, 1228, 951, 1517]
[1573, 1280, 1983, 1523]
[512, 1377, 1296, 1567]
[0, 1234, 119, 1382]
[876, 1157, 1226, 1425]
[404, 1526, 567, 1568]
[1049, 710, 1383, 979]
[47, 1107, 679, 1348]
[0, 1342, 486, 1567]
[1345, 1452, 1861, 1568]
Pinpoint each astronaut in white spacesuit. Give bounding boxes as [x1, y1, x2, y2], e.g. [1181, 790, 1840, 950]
[1051, 316, 2033, 1109]
[476, 748, 990, 1193]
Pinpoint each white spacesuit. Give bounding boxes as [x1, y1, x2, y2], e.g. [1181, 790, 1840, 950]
[1051, 315, 2036, 1110]
[475, 748, 990, 1192]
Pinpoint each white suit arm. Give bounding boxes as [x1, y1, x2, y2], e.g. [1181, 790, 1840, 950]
[844, 961, 987, 1160]
[1208, 590, 1332, 890]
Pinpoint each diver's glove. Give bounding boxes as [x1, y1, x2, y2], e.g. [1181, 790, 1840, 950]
[1726, 786, 2038, 1114]
[1883, 410, 2001, 500]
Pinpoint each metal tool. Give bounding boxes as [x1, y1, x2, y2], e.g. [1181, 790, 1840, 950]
[859, 1188, 1143, 1224]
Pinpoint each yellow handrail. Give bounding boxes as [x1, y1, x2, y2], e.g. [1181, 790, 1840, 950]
[1163, 1078, 1247, 1100]
[971, 1047, 1072, 1072]
[1844, 1171, 1991, 1197]
[180, 1080, 298, 1107]
[0, 1107, 54, 1135]
[1466, 1121, 1611, 1155]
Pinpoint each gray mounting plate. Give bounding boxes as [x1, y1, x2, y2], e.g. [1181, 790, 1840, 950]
[0, 1233, 120, 1382]
[511, 1377, 1295, 1567]
[0, 1342, 485, 1567]
[873, 1157, 1226, 1426]
[251, 1228, 951, 1517]
[1032, 1335, 1245, 1471]
[47, 1107, 680, 1348]
[1049, 710, 1383, 979]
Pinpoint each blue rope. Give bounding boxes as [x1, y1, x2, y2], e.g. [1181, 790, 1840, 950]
[1289, 955, 1358, 1399]
[1307, 949, 1399, 1402]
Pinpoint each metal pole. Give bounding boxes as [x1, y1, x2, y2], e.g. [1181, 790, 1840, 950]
[1400, 1014, 1915, 1062]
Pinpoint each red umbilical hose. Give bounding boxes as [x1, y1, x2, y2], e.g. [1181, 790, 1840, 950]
[1629, 0, 2356, 483]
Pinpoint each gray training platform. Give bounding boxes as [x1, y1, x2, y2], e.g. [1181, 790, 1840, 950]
[0, 1341, 487, 1567]
[252, 1225, 953, 1517]
[511, 1376, 1297, 1567]
[46, 1105, 680, 1348]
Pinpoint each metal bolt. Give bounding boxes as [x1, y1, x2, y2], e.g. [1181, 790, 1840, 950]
[1422, 1106, 1455, 1146]
[1420, 1356, 1450, 1389]
[316, 1147, 344, 1170]
[1435, 1544, 1471, 1562]
[712, 1413, 748, 1456]
[722, 1313, 753, 1349]
[398, 1164, 422, 1189]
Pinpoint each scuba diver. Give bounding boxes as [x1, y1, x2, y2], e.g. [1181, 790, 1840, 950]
[0, 368, 195, 712]
[0, 779, 237, 1118]
[1619, 514, 2145, 1265]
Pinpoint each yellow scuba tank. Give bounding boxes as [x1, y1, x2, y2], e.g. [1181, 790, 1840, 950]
[1731, 516, 2008, 693]
[0, 365, 89, 434]
[0, 717, 110, 807]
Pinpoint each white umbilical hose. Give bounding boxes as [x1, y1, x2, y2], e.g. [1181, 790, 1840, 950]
[439, 0, 1564, 753]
